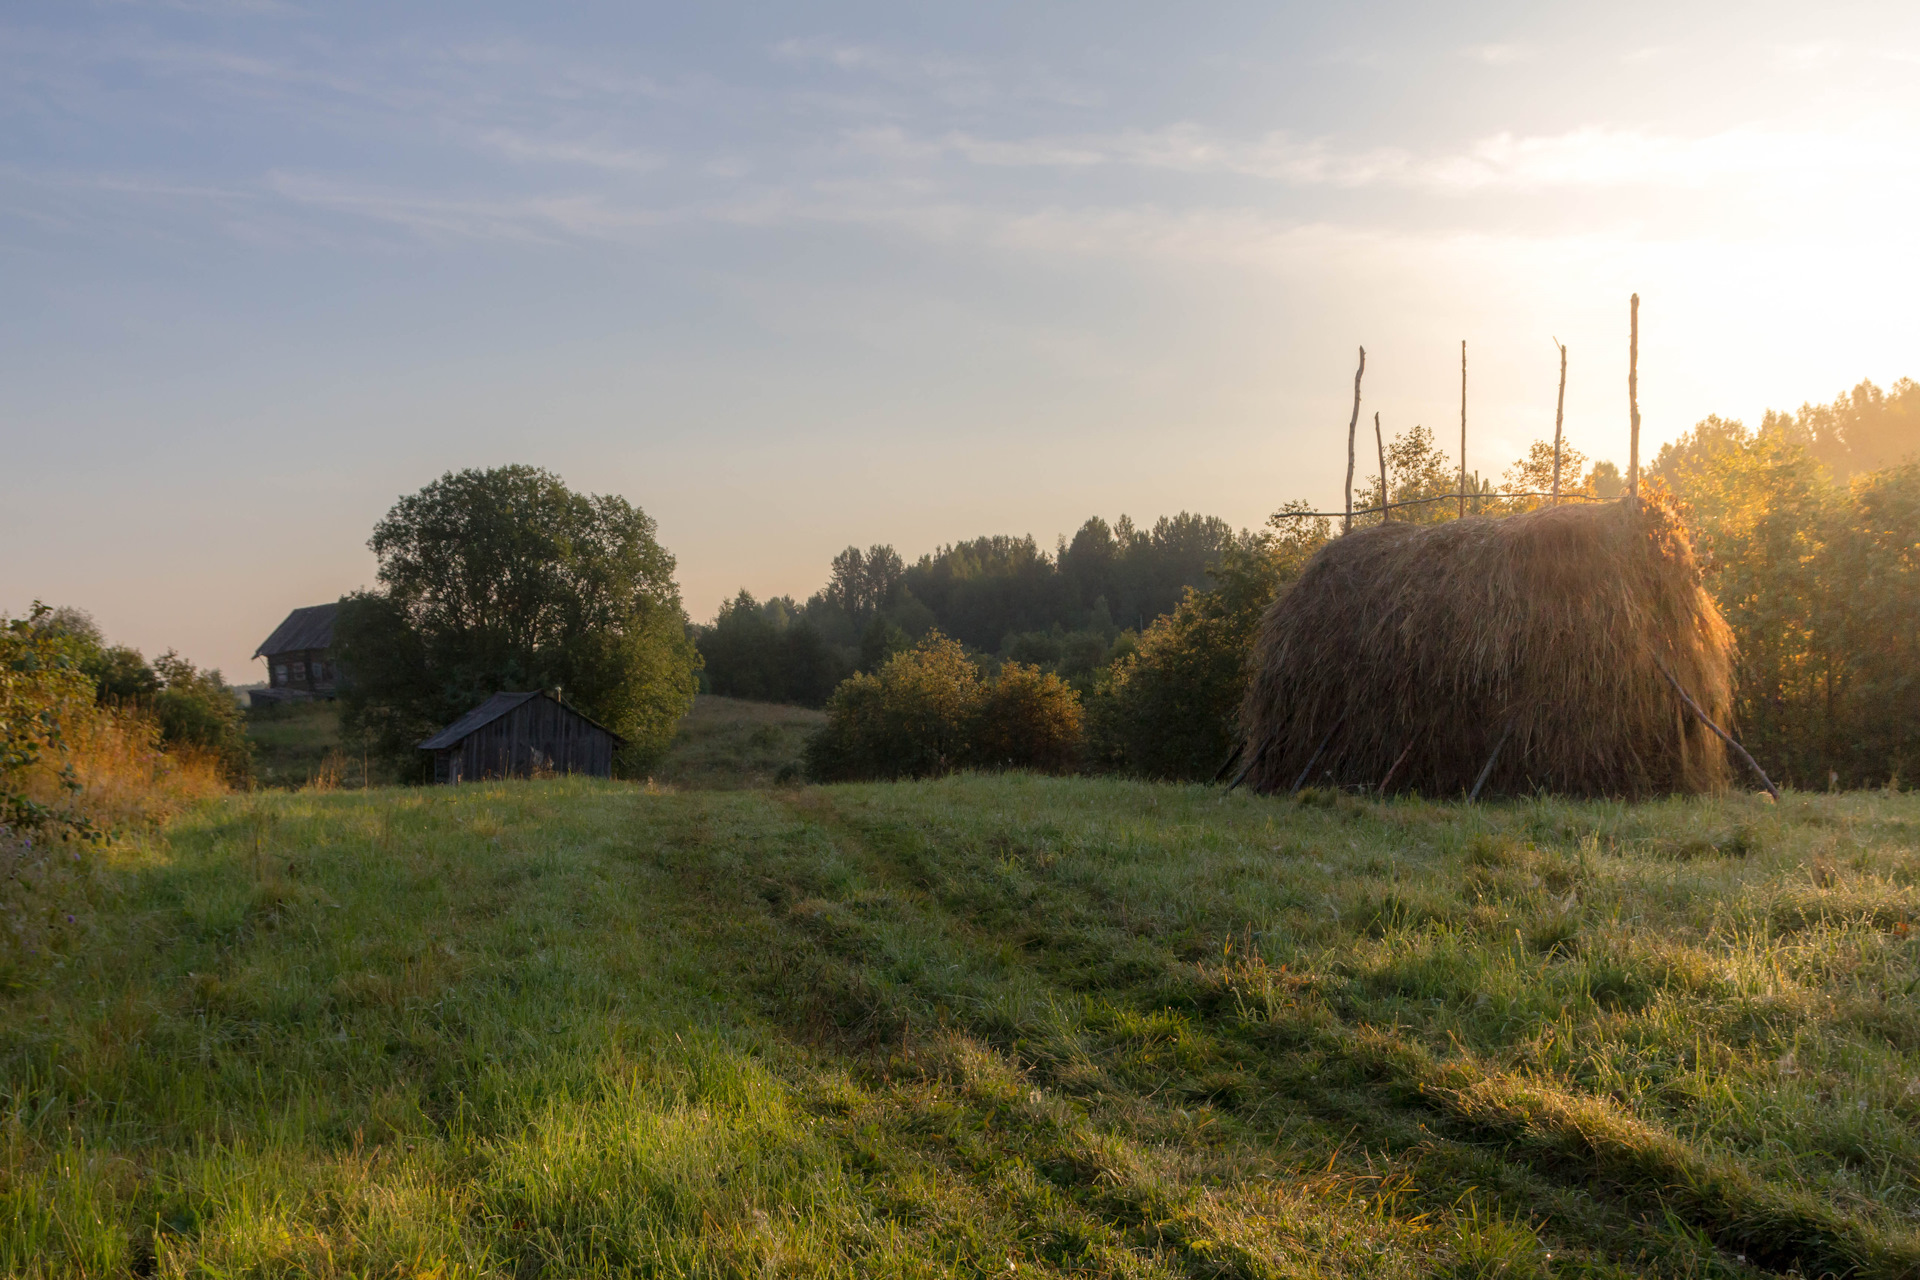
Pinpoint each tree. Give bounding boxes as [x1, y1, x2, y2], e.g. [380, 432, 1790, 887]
[339, 466, 699, 775]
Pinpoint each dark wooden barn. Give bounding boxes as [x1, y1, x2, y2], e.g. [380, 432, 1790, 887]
[252, 603, 339, 706]
[417, 691, 622, 784]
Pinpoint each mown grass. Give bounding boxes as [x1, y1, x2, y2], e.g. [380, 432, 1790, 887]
[3, 777, 1917, 1277]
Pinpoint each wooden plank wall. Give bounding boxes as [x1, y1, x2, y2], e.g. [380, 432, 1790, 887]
[443, 698, 615, 782]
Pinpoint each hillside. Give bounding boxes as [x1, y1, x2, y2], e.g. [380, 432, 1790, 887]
[5, 777, 1918, 1276]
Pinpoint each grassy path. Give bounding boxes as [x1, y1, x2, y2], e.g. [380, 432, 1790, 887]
[3, 776, 1918, 1276]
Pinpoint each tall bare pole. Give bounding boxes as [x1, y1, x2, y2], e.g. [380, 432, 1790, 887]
[1344, 347, 1366, 534]
[1628, 294, 1641, 503]
[1550, 339, 1568, 503]
[1458, 340, 1468, 519]
[1373, 411, 1389, 521]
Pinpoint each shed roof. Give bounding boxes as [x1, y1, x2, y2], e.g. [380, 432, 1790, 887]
[417, 690, 625, 751]
[254, 603, 339, 659]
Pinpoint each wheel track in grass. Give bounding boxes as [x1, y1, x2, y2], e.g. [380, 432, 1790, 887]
[740, 788, 1753, 1279]
[750, 785, 1919, 1280]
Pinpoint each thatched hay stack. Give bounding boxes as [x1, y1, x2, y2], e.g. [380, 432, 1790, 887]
[1239, 497, 1734, 798]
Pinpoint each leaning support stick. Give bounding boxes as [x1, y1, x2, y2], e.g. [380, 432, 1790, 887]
[1378, 741, 1414, 795]
[1344, 347, 1366, 535]
[1655, 661, 1780, 800]
[1468, 723, 1512, 801]
[1291, 718, 1344, 795]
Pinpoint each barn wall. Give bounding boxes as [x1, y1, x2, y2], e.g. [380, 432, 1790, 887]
[448, 698, 615, 782]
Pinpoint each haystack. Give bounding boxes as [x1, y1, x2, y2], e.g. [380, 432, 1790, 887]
[1238, 496, 1734, 798]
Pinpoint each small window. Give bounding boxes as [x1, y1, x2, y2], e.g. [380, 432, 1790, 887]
[272, 664, 288, 685]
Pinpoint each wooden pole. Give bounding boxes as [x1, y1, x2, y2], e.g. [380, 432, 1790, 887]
[1373, 411, 1389, 521]
[1458, 340, 1468, 519]
[1655, 661, 1780, 800]
[1468, 722, 1512, 801]
[1551, 339, 1567, 504]
[1344, 347, 1365, 535]
[1291, 718, 1344, 795]
[1628, 294, 1640, 504]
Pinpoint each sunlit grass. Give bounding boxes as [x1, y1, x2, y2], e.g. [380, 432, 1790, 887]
[3, 776, 1917, 1275]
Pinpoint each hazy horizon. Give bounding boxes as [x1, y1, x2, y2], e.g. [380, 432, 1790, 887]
[5, 1, 1919, 679]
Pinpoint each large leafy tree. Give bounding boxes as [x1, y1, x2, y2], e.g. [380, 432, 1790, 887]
[337, 466, 698, 775]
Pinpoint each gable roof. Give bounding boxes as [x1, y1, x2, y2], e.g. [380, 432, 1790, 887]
[416, 690, 625, 751]
[254, 603, 339, 659]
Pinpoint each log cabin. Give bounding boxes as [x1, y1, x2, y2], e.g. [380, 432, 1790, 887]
[417, 691, 622, 783]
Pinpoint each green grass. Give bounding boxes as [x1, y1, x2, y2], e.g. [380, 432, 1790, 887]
[651, 695, 824, 789]
[4, 777, 1919, 1276]
[244, 701, 355, 789]
[244, 695, 819, 791]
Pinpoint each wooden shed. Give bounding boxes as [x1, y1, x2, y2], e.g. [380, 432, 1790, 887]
[417, 691, 623, 784]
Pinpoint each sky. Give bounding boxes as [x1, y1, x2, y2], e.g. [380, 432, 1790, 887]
[4, 1, 1919, 680]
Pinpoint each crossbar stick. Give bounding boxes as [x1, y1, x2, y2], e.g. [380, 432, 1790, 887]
[1551, 339, 1567, 503]
[1655, 661, 1779, 800]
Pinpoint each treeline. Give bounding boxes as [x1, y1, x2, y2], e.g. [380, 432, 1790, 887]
[1653, 378, 1920, 788]
[775, 376, 1920, 793]
[698, 513, 1253, 706]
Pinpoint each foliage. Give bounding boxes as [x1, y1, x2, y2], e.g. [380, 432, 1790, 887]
[1, 605, 96, 835]
[8, 778, 1920, 1275]
[338, 465, 700, 775]
[1654, 404, 1920, 787]
[804, 634, 982, 781]
[1088, 509, 1330, 780]
[696, 591, 844, 707]
[804, 633, 1084, 780]
[150, 651, 252, 784]
[969, 661, 1084, 775]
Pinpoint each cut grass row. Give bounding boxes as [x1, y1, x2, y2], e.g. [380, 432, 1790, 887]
[2, 775, 1916, 1276]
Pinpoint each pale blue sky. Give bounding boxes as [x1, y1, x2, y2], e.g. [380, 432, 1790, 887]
[5, 1, 1919, 677]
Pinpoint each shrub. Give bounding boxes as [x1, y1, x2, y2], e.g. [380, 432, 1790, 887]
[805, 634, 981, 781]
[804, 635, 1086, 781]
[151, 651, 253, 784]
[1086, 520, 1325, 780]
[972, 661, 1082, 774]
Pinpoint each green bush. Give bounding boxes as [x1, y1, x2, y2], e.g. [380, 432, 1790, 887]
[150, 651, 253, 784]
[1086, 519, 1325, 780]
[804, 634, 1084, 781]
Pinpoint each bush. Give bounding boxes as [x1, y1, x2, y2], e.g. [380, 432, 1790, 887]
[151, 651, 252, 784]
[804, 635, 1085, 781]
[1086, 521, 1324, 780]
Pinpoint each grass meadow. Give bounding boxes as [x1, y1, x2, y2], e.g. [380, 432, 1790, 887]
[3, 771, 1918, 1277]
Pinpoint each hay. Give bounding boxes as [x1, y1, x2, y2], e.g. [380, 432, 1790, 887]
[1239, 497, 1734, 798]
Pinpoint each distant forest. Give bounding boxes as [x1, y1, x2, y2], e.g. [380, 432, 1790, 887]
[695, 513, 1256, 706]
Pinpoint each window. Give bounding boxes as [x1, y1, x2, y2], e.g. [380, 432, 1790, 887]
[272, 664, 288, 685]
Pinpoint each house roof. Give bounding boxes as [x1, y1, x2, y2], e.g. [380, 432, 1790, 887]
[417, 690, 625, 751]
[254, 603, 339, 659]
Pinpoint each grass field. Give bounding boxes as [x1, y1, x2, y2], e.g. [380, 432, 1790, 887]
[244, 694, 822, 791]
[4, 776, 1918, 1277]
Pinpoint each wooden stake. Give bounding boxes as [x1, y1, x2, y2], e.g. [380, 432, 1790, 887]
[1628, 294, 1640, 504]
[1345, 347, 1365, 535]
[1655, 661, 1780, 800]
[1551, 339, 1567, 504]
[1458, 340, 1468, 520]
[1373, 411, 1389, 521]
[1291, 718, 1344, 795]
[1378, 741, 1414, 795]
[1469, 722, 1512, 801]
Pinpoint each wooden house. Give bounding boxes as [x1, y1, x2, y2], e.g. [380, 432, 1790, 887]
[417, 691, 622, 784]
[252, 603, 339, 706]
